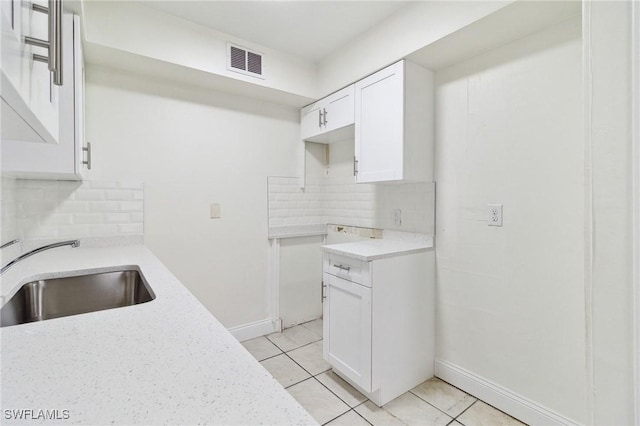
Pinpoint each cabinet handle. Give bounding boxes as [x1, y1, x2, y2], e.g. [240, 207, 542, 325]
[50, 0, 62, 85]
[321, 281, 326, 303]
[24, 0, 63, 86]
[333, 264, 351, 272]
[323, 108, 328, 126]
[353, 157, 358, 177]
[318, 109, 324, 128]
[82, 142, 92, 170]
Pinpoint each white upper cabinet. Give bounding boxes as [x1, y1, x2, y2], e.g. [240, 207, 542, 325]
[2, 13, 87, 180]
[1, 0, 61, 145]
[354, 60, 433, 184]
[301, 84, 355, 143]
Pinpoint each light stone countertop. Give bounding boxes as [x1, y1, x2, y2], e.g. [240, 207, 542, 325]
[268, 224, 327, 239]
[0, 245, 317, 425]
[322, 236, 434, 261]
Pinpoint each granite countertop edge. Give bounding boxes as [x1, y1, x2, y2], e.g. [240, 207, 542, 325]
[0, 244, 317, 425]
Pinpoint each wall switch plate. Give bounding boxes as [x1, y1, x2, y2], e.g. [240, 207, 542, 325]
[393, 209, 402, 227]
[210, 203, 221, 219]
[488, 204, 502, 226]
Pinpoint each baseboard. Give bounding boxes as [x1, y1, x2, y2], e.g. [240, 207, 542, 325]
[435, 359, 581, 426]
[228, 318, 280, 342]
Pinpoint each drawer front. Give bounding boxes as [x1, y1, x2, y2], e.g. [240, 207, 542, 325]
[325, 253, 370, 286]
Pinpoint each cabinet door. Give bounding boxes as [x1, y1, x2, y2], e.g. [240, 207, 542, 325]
[2, 13, 82, 179]
[1, 0, 26, 97]
[300, 101, 323, 140]
[355, 61, 404, 183]
[323, 273, 372, 391]
[1, 0, 59, 145]
[301, 85, 355, 143]
[27, 2, 59, 143]
[323, 84, 354, 134]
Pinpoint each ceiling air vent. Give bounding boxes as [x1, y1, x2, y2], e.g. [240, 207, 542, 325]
[227, 44, 264, 79]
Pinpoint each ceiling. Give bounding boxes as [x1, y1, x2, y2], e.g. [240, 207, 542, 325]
[144, 1, 410, 63]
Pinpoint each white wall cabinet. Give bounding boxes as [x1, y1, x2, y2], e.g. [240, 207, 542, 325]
[301, 84, 355, 143]
[354, 60, 433, 183]
[2, 13, 87, 180]
[322, 249, 435, 406]
[1, 0, 60, 145]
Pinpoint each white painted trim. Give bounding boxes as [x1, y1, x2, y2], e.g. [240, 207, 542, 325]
[632, 0, 640, 423]
[435, 359, 580, 426]
[268, 238, 282, 332]
[581, 2, 595, 424]
[228, 318, 280, 342]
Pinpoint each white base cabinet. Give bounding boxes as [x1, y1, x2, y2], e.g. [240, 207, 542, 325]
[2, 13, 87, 180]
[322, 249, 435, 406]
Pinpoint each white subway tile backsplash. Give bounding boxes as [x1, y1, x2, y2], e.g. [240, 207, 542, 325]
[118, 223, 144, 234]
[105, 213, 132, 224]
[73, 189, 107, 201]
[267, 175, 435, 234]
[1, 179, 144, 245]
[105, 190, 136, 201]
[71, 213, 104, 225]
[90, 201, 120, 212]
[119, 201, 144, 212]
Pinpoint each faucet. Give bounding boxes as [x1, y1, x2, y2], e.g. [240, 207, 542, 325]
[1, 240, 80, 275]
[0, 239, 20, 250]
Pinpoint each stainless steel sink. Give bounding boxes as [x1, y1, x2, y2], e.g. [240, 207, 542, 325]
[0, 268, 155, 327]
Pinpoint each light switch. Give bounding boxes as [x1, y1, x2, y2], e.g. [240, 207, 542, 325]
[393, 209, 402, 227]
[210, 203, 221, 219]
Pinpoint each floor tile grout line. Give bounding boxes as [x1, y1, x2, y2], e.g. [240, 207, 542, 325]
[283, 350, 322, 378]
[312, 369, 368, 410]
[284, 375, 316, 390]
[407, 389, 463, 420]
[320, 407, 353, 426]
[258, 334, 522, 426]
[281, 340, 367, 415]
[351, 401, 374, 425]
[255, 351, 285, 363]
[283, 338, 323, 355]
[454, 399, 477, 422]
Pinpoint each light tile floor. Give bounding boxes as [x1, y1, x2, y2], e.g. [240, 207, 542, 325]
[242, 319, 527, 426]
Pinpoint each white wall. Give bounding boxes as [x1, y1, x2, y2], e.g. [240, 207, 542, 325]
[82, 1, 317, 100]
[434, 17, 586, 424]
[84, 66, 300, 328]
[317, 1, 511, 95]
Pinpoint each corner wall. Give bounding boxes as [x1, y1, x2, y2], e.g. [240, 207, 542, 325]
[84, 66, 300, 328]
[434, 17, 586, 424]
[586, 1, 636, 424]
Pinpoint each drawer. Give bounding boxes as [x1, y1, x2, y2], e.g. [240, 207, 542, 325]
[324, 253, 370, 286]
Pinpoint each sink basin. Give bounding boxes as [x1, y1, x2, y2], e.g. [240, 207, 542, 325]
[0, 268, 155, 327]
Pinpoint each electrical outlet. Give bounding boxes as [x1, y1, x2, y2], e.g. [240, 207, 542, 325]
[487, 204, 502, 226]
[393, 209, 402, 227]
